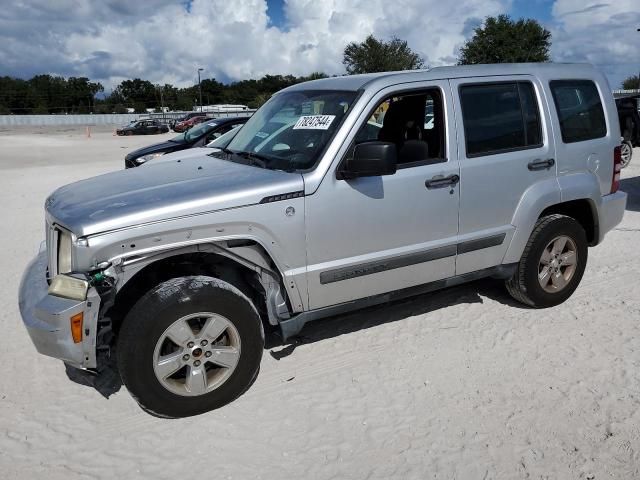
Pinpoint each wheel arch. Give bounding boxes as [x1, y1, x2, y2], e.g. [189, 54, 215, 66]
[539, 199, 598, 245]
[503, 175, 601, 263]
[106, 241, 294, 335]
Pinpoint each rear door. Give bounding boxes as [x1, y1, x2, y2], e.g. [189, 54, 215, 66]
[449, 75, 557, 275]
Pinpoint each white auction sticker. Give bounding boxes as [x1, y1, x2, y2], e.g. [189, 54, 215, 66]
[293, 115, 336, 130]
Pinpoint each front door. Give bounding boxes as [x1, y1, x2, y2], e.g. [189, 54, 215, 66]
[304, 81, 460, 310]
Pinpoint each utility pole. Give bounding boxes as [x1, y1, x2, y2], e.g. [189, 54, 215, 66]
[159, 86, 165, 123]
[197, 67, 204, 112]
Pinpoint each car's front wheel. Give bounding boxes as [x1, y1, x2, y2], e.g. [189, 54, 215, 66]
[117, 276, 264, 418]
[505, 214, 588, 308]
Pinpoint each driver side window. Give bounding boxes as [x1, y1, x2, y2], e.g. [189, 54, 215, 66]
[347, 88, 446, 168]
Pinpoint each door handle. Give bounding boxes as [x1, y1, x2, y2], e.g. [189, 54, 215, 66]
[527, 158, 555, 171]
[425, 174, 460, 189]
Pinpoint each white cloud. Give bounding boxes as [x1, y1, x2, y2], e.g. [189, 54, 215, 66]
[0, 0, 508, 88]
[550, 0, 640, 88]
[0, 0, 637, 89]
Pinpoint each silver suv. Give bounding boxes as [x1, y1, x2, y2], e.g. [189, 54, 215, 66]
[19, 63, 627, 417]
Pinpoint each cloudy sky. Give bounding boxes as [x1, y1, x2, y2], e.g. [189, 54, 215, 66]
[0, 0, 638, 90]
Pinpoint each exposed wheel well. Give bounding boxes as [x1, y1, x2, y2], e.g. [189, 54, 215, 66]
[107, 252, 269, 336]
[540, 199, 598, 245]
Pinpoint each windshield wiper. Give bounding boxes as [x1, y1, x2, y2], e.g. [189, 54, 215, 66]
[233, 150, 270, 168]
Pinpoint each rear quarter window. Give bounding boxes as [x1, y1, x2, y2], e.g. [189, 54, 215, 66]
[550, 80, 606, 143]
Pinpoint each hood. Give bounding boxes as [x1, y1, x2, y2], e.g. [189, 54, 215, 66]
[125, 139, 186, 161]
[46, 154, 304, 237]
[145, 147, 212, 165]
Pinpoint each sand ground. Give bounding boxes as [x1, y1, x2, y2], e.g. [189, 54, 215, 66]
[0, 126, 639, 479]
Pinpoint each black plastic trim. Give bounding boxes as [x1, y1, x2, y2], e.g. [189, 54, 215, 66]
[259, 191, 305, 204]
[319, 233, 507, 285]
[457, 233, 506, 254]
[319, 245, 457, 285]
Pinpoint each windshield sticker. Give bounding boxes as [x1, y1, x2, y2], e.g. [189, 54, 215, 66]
[254, 131, 269, 139]
[293, 115, 336, 130]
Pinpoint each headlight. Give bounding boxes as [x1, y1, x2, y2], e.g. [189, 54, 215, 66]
[57, 230, 73, 274]
[138, 152, 164, 164]
[48, 274, 89, 301]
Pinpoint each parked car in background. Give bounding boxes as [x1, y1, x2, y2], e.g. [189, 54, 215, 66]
[172, 115, 209, 133]
[19, 64, 626, 418]
[125, 117, 249, 168]
[615, 94, 640, 167]
[141, 124, 246, 166]
[116, 119, 169, 136]
[169, 112, 206, 129]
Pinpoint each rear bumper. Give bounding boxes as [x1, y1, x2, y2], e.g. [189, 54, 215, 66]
[18, 249, 101, 369]
[597, 191, 627, 243]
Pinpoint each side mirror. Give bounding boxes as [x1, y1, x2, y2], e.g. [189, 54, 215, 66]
[338, 141, 397, 179]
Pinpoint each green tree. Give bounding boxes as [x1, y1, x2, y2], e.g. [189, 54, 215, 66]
[622, 75, 640, 90]
[113, 79, 157, 109]
[458, 15, 551, 65]
[65, 77, 104, 113]
[343, 35, 424, 74]
[0, 72, 334, 114]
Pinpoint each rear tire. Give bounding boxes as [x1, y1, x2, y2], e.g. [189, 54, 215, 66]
[117, 276, 264, 418]
[505, 214, 588, 308]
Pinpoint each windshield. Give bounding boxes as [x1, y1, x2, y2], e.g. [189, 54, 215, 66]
[171, 120, 218, 143]
[225, 90, 357, 171]
[207, 125, 242, 149]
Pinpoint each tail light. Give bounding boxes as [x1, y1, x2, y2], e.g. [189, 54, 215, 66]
[611, 145, 622, 193]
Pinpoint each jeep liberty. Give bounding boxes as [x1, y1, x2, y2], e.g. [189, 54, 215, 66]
[19, 63, 627, 417]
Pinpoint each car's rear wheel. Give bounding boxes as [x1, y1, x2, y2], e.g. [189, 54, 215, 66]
[506, 214, 588, 308]
[117, 276, 264, 418]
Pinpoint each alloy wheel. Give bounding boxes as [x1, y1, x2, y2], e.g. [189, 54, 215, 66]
[538, 235, 578, 293]
[152, 312, 241, 396]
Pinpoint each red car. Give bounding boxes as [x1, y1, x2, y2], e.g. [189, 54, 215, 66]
[172, 115, 208, 133]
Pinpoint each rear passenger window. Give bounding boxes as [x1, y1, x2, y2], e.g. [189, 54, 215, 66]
[550, 80, 606, 143]
[460, 82, 542, 157]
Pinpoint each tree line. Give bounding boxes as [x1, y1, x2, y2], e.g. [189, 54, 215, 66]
[0, 72, 328, 114]
[1, 15, 637, 115]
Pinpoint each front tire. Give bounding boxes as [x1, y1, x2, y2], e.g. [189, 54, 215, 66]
[505, 214, 588, 308]
[117, 276, 264, 418]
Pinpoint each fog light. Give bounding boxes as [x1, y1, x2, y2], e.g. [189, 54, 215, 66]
[70, 312, 84, 343]
[48, 274, 89, 301]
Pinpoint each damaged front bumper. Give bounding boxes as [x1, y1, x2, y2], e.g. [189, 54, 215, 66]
[18, 247, 101, 369]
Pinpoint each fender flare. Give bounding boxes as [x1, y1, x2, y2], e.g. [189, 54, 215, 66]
[503, 177, 561, 264]
[503, 172, 602, 263]
[103, 239, 299, 326]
